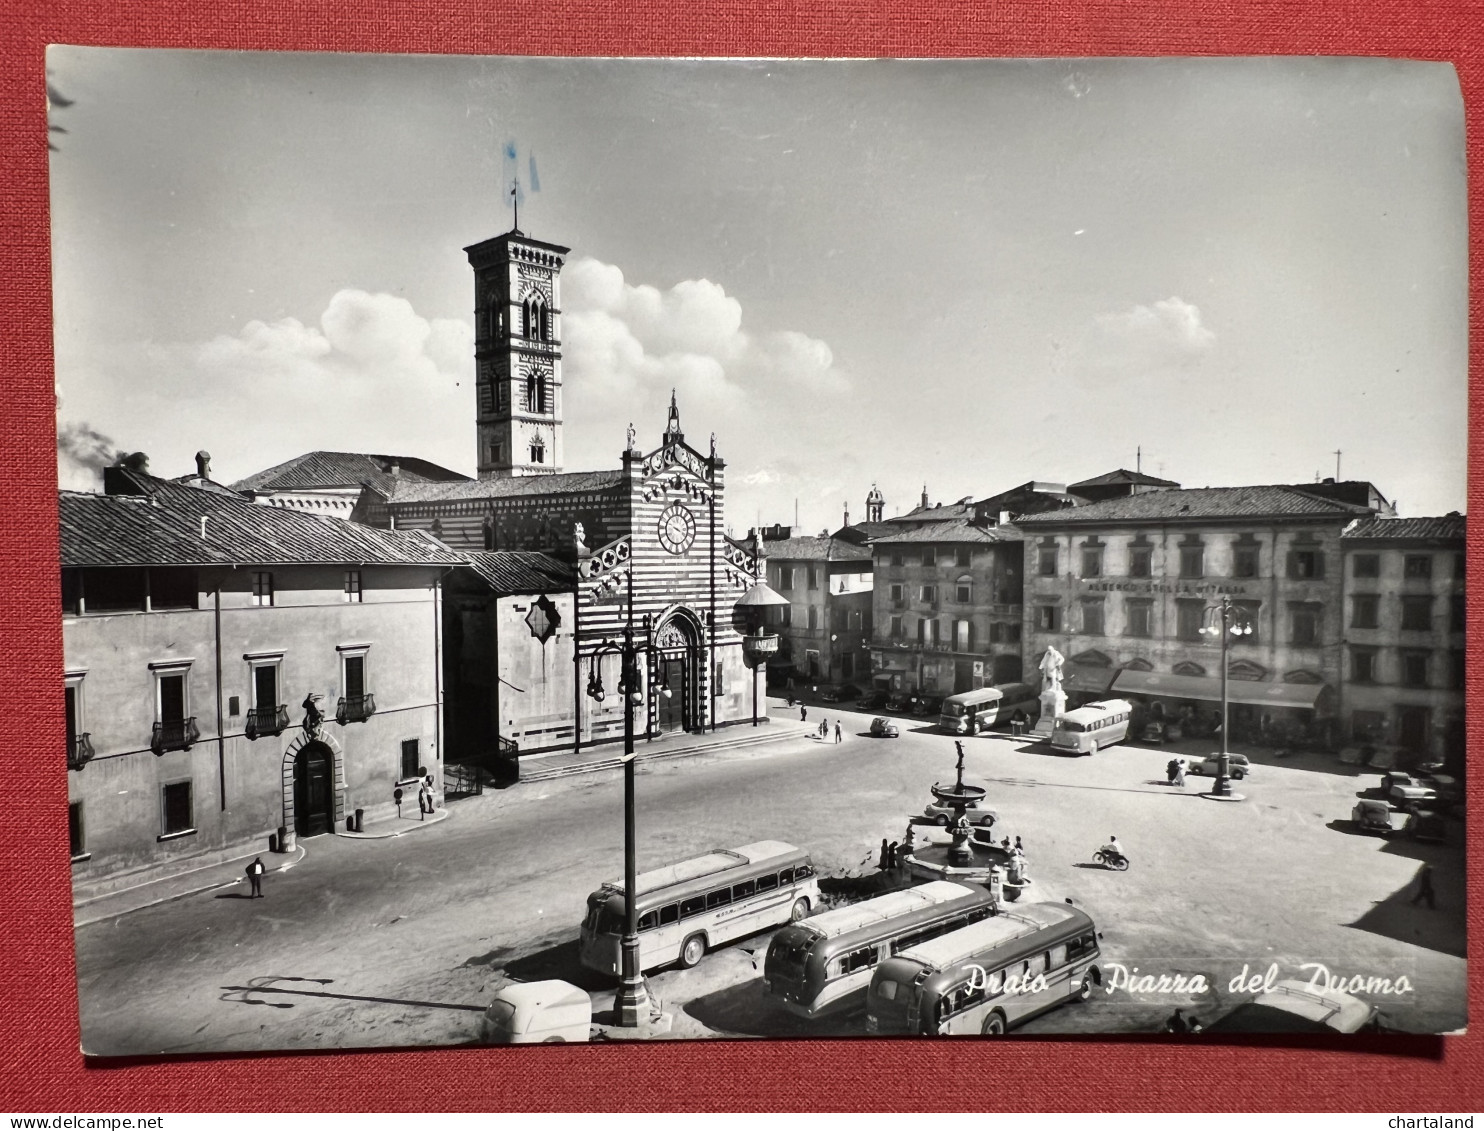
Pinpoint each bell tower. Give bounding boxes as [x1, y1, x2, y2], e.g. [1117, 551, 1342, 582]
[465, 227, 570, 478]
[865, 482, 885, 523]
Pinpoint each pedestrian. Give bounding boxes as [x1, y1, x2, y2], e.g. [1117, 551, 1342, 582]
[1014, 836, 1024, 856]
[246, 856, 266, 898]
[835, 721, 843, 743]
[819, 718, 828, 739]
[887, 841, 899, 871]
[903, 827, 916, 856]
[1166, 758, 1179, 785]
[417, 776, 430, 820]
[1174, 759, 1186, 787]
[878, 838, 891, 870]
[1411, 864, 1437, 909]
[1011, 708, 1027, 736]
[1166, 1007, 1190, 1034]
[800, 705, 807, 724]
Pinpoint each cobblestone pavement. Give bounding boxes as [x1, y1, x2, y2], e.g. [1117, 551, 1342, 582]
[74, 704, 1465, 1054]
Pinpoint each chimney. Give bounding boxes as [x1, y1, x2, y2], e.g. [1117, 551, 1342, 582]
[390, 460, 401, 478]
[921, 484, 929, 510]
[195, 450, 211, 479]
[843, 504, 851, 527]
[199, 516, 208, 539]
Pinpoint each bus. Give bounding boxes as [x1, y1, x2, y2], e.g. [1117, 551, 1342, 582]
[579, 840, 819, 976]
[1049, 698, 1134, 754]
[939, 683, 1040, 734]
[864, 901, 1102, 1036]
[763, 880, 996, 1019]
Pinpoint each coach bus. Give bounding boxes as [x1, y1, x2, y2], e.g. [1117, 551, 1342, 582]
[763, 880, 996, 1019]
[939, 683, 1040, 734]
[864, 901, 1102, 1036]
[1049, 698, 1134, 754]
[579, 840, 819, 976]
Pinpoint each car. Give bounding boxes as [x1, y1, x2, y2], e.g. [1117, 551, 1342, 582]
[869, 717, 900, 738]
[1351, 798, 1406, 837]
[1186, 753, 1252, 781]
[922, 800, 997, 828]
[1417, 772, 1461, 811]
[1202, 978, 1381, 1035]
[1404, 808, 1447, 843]
[1380, 772, 1437, 807]
[856, 688, 889, 710]
[819, 683, 862, 703]
[884, 691, 914, 713]
[912, 694, 944, 718]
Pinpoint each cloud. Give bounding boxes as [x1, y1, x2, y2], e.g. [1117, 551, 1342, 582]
[1092, 296, 1215, 362]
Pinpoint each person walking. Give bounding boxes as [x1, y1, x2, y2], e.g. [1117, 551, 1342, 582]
[246, 856, 266, 899]
[834, 721, 843, 743]
[878, 838, 890, 870]
[887, 841, 899, 871]
[800, 705, 807, 724]
[417, 776, 430, 820]
[1174, 759, 1186, 787]
[1013, 836, 1024, 856]
[1411, 863, 1437, 909]
[1166, 758, 1179, 785]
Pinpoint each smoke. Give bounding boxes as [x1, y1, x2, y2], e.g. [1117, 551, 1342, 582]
[57, 420, 125, 492]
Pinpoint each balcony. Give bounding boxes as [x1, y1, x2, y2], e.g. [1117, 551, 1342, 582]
[245, 704, 290, 740]
[336, 693, 377, 725]
[151, 717, 200, 755]
[67, 732, 95, 772]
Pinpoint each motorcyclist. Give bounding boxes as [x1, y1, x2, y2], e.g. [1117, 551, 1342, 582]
[1100, 834, 1124, 864]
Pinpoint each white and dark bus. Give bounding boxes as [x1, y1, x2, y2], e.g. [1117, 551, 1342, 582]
[579, 840, 818, 975]
[940, 683, 1040, 734]
[865, 901, 1101, 1036]
[1049, 698, 1134, 754]
[763, 880, 996, 1019]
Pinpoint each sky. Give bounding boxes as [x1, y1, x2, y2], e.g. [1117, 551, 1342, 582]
[48, 51, 1468, 531]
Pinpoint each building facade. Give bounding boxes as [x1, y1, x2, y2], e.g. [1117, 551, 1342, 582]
[869, 520, 1025, 694]
[755, 529, 874, 686]
[62, 469, 463, 900]
[1339, 515, 1466, 765]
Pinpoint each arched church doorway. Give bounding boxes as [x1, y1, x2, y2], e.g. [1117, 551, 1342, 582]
[654, 614, 702, 734]
[293, 741, 335, 838]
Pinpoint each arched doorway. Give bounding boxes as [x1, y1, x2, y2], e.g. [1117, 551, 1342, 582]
[293, 741, 335, 838]
[653, 613, 702, 734]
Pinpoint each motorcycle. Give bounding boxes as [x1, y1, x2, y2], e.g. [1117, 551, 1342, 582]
[1093, 847, 1130, 871]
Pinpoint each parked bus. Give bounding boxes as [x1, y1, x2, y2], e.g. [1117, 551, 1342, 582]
[579, 840, 819, 976]
[763, 880, 996, 1019]
[1049, 698, 1134, 754]
[865, 901, 1102, 1036]
[939, 683, 1040, 734]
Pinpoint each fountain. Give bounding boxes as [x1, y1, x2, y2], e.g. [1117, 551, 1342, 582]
[899, 740, 1030, 901]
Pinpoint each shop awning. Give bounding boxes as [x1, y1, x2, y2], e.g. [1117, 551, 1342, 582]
[1062, 662, 1117, 695]
[1110, 670, 1330, 710]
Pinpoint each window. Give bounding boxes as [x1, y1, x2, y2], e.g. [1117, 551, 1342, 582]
[86, 567, 147, 613]
[1037, 547, 1058, 576]
[529, 439, 545, 464]
[1404, 555, 1433, 580]
[732, 879, 756, 900]
[836, 946, 878, 976]
[253, 663, 278, 713]
[157, 670, 188, 725]
[1451, 594, 1466, 632]
[956, 548, 972, 568]
[1352, 554, 1380, 578]
[61, 570, 82, 615]
[1128, 547, 1151, 578]
[889, 584, 904, 603]
[344, 571, 362, 603]
[890, 615, 903, 639]
[69, 801, 85, 860]
[955, 620, 973, 652]
[1288, 549, 1325, 580]
[1176, 600, 1204, 642]
[1401, 651, 1429, 688]
[1035, 605, 1060, 632]
[1350, 647, 1377, 684]
[680, 895, 705, 918]
[922, 547, 937, 567]
[638, 910, 658, 932]
[807, 566, 819, 590]
[1080, 599, 1104, 636]
[65, 673, 89, 769]
[1081, 547, 1103, 578]
[149, 568, 197, 611]
[251, 572, 274, 607]
[780, 606, 792, 627]
[1400, 596, 1433, 631]
[955, 577, 972, 603]
[807, 607, 819, 630]
[706, 887, 732, 910]
[921, 585, 937, 605]
[890, 552, 904, 567]
[1179, 546, 1204, 579]
[1125, 599, 1153, 638]
[401, 739, 421, 781]
[1233, 545, 1260, 579]
[778, 567, 794, 591]
[340, 648, 373, 724]
[1351, 595, 1379, 630]
[160, 781, 194, 839]
[756, 872, 778, 893]
[478, 384, 493, 414]
[1290, 604, 1322, 647]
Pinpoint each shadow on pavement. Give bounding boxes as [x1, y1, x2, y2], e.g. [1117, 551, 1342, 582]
[219, 975, 486, 1013]
[497, 938, 614, 992]
[684, 977, 862, 1038]
[1346, 857, 1465, 960]
[213, 892, 255, 900]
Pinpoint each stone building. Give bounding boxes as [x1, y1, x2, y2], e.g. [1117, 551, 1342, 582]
[754, 528, 874, 687]
[1339, 514, 1466, 765]
[869, 519, 1026, 695]
[1014, 485, 1383, 739]
[231, 450, 469, 518]
[61, 465, 463, 900]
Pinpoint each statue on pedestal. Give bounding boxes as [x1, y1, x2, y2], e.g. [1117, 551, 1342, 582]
[1032, 646, 1067, 738]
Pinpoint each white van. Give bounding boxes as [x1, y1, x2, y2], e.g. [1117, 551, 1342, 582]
[480, 980, 592, 1044]
[1049, 699, 1134, 755]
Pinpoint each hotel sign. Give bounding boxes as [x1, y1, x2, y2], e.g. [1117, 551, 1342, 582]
[1082, 582, 1252, 596]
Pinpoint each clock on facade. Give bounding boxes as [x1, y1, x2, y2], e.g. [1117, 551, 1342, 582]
[657, 502, 697, 555]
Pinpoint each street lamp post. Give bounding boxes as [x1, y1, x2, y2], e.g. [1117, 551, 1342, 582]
[1198, 595, 1254, 800]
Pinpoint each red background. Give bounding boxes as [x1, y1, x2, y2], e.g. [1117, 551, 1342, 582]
[2, 0, 1480, 1112]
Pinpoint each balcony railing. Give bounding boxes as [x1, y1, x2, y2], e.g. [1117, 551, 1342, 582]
[336, 693, 377, 725]
[151, 717, 200, 755]
[245, 704, 290, 740]
[67, 732, 95, 772]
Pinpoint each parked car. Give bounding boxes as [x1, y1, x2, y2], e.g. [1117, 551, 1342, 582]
[1404, 808, 1447, 843]
[912, 694, 944, 718]
[869, 717, 901, 738]
[1202, 978, 1381, 1034]
[1379, 772, 1437, 808]
[1351, 798, 1406, 838]
[480, 980, 592, 1044]
[819, 683, 862, 703]
[1187, 753, 1252, 781]
[922, 799, 997, 828]
[1417, 772, 1461, 812]
[856, 688, 889, 710]
[884, 691, 914, 713]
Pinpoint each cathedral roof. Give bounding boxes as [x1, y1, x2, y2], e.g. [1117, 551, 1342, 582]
[385, 469, 626, 504]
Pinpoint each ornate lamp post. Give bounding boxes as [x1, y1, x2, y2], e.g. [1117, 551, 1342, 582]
[1197, 595, 1254, 801]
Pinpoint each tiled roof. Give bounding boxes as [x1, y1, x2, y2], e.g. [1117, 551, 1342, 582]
[60, 475, 468, 568]
[872, 520, 1023, 545]
[834, 521, 899, 542]
[888, 501, 978, 524]
[1068, 468, 1180, 489]
[761, 535, 873, 563]
[1344, 515, 1466, 542]
[465, 551, 576, 593]
[386, 469, 625, 504]
[231, 451, 470, 495]
[1014, 485, 1375, 526]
